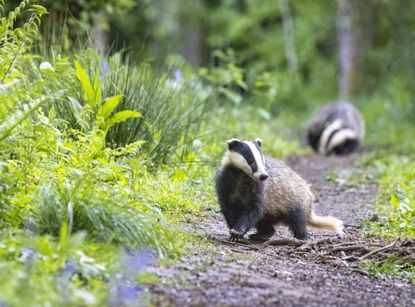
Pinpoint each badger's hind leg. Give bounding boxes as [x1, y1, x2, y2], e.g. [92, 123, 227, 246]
[249, 219, 275, 241]
[286, 205, 308, 240]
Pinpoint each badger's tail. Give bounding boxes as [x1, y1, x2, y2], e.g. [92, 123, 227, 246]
[308, 211, 343, 235]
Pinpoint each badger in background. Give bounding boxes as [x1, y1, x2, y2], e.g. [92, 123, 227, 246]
[215, 138, 343, 241]
[307, 101, 365, 155]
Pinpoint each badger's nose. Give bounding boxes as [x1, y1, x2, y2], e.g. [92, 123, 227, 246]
[259, 174, 269, 181]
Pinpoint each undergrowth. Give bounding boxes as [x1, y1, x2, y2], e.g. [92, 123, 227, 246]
[363, 155, 415, 240]
[360, 90, 415, 239]
[359, 94, 415, 278]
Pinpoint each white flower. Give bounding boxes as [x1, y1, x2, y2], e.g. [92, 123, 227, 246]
[39, 61, 55, 74]
[73, 289, 97, 305]
[192, 139, 203, 149]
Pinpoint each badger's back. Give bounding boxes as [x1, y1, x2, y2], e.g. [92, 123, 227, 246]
[263, 156, 313, 217]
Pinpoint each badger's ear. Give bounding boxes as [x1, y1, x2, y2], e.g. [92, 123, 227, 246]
[227, 138, 241, 151]
[254, 138, 263, 147]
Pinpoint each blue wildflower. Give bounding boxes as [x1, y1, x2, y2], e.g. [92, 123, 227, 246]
[116, 283, 142, 301]
[173, 68, 182, 81]
[122, 248, 155, 276]
[100, 60, 111, 78]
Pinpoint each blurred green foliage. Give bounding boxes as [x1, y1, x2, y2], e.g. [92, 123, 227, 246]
[360, 153, 415, 280]
[109, 0, 338, 112]
[25, 0, 415, 120]
[364, 155, 415, 239]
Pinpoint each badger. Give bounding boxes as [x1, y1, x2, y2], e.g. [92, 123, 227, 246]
[307, 101, 365, 155]
[215, 138, 343, 241]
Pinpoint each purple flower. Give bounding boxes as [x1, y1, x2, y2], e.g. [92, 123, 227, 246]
[100, 60, 111, 78]
[173, 68, 182, 81]
[63, 259, 77, 274]
[122, 248, 155, 275]
[18, 247, 36, 266]
[109, 248, 155, 305]
[116, 283, 142, 301]
[57, 258, 77, 284]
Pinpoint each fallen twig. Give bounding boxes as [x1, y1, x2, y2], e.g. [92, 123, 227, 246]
[332, 241, 366, 248]
[341, 255, 360, 261]
[262, 238, 305, 248]
[332, 245, 371, 253]
[356, 240, 398, 262]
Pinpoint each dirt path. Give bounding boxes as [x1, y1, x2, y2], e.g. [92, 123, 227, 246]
[148, 154, 415, 306]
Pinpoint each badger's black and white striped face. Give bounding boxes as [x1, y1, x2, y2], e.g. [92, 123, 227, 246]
[318, 119, 358, 155]
[222, 138, 269, 181]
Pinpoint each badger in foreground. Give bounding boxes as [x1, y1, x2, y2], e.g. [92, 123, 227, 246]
[307, 101, 365, 155]
[215, 138, 343, 241]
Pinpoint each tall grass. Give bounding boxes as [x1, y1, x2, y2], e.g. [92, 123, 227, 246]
[103, 53, 212, 165]
[34, 181, 182, 257]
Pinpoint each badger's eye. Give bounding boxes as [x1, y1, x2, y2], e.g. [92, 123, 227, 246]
[248, 160, 254, 166]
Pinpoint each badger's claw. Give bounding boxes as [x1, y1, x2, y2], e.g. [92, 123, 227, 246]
[229, 228, 244, 241]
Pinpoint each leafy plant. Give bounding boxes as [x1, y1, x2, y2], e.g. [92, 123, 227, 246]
[0, 1, 49, 140]
[365, 155, 415, 240]
[199, 49, 248, 105]
[73, 59, 141, 141]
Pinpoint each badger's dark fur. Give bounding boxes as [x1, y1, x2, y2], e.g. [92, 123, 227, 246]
[307, 101, 365, 155]
[216, 138, 343, 241]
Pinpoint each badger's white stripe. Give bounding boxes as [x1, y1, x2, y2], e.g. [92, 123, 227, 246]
[326, 128, 357, 153]
[318, 119, 342, 154]
[246, 141, 268, 178]
[221, 151, 247, 170]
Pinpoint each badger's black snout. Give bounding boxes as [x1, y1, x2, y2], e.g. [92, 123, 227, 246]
[259, 174, 269, 181]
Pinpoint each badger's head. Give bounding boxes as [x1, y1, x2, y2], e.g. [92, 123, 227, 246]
[222, 138, 269, 181]
[318, 119, 359, 155]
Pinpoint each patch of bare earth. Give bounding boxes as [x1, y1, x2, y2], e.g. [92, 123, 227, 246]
[148, 154, 415, 306]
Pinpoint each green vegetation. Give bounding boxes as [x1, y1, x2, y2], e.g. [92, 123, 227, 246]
[364, 155, 415, 240]
[357, 92, 415, 278]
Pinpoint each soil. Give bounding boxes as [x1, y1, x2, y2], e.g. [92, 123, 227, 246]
[148, 153, 415, 306]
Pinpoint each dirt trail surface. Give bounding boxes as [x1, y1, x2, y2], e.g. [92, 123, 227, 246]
[148, 154, 415, 306]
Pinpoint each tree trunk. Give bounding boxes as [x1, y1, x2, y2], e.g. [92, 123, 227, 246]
[279, 0, 298, 77]
[337, 0, 369, 99]
[181, 25, 204, 67]
[90, 11, 108, 56]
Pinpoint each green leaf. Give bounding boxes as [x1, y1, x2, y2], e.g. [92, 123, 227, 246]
[390, 193, 399, 209]
[74, 60, 96, 108]
[0, 97, 48, 142]
[98, 95, 123, 120]
[104, 110, 141, 132]
[92, 70, 102, 107]
[58, 222, 69, 253]
[48, 106, 56, 121]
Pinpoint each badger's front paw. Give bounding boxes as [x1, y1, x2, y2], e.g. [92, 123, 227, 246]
[229, 228, 244, 242]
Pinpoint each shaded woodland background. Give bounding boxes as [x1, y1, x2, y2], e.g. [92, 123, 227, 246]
[27, 0, 415, 105]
